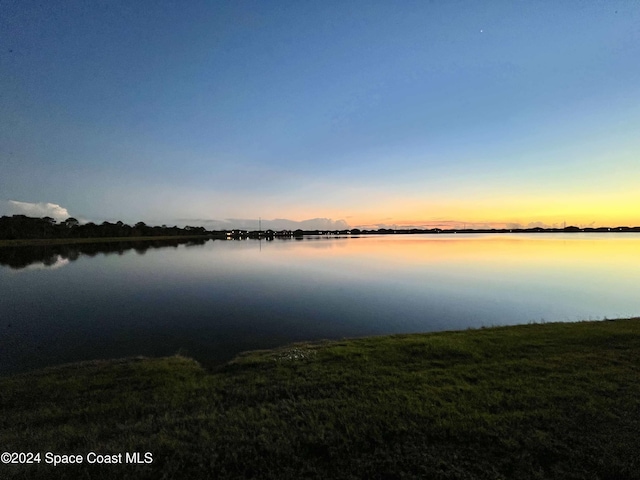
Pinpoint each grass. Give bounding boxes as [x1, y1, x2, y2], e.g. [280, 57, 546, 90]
[1, 318, 639, 479]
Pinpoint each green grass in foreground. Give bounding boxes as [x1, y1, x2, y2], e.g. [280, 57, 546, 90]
[1, 319, 639, 479]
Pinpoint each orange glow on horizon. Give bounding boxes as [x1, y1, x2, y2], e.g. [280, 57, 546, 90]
[279, 180, 640, 229]
[319, 192, 640, 229]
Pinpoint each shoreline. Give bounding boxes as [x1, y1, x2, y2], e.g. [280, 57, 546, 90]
[2, 317, 639, 478]
[4, 317, 636, 378]
[0, 234, 221, 248]
[3, 229, 640, 248]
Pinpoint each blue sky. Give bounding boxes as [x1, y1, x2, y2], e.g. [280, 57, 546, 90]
[1, 0, 639, 229]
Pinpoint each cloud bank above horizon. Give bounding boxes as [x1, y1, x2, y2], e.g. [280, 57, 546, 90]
[178, 217, 350, 231]
[3, 200, 71, 221]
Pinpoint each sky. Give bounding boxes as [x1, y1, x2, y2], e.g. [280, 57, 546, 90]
[1, 0, 639, 229]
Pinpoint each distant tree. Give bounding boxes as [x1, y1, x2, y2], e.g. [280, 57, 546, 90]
[132, 221, 150, 237]
[78, 222, 98, 237]
[63, 217, 80, 228]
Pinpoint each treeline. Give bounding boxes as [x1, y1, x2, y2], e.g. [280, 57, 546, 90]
[3, 215, 639, 241]
[0, 215, 223, 240]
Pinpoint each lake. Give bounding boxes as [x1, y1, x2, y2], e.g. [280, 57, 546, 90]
[1, 233, 639, 374]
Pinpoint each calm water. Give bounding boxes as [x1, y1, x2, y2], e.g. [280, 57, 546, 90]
[1, 233, 639, 374]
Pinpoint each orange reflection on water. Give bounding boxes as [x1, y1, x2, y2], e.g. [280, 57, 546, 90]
[293, 234, 640, 277]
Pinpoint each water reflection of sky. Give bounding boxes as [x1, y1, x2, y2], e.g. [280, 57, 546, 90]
[16, 255, 70, 272]
[1, 234, 639, 374]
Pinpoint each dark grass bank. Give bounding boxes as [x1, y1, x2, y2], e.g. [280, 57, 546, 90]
[1, 318, 639, 479]
[0, 234, 220, 248]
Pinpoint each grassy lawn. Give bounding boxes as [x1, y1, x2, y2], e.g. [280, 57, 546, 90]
[1, 318, 639, 479]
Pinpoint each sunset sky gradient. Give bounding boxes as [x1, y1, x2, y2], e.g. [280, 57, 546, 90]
[2, 0, 639, 229]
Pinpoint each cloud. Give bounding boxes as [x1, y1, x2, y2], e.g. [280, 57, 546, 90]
[354, 220, 468, 230]
[176, 217, 350, 230]
[508, 221, 563, 229]
[4, 200, 71, 221]
[25, 256, 70, 272]
[355, 220, 531, 230]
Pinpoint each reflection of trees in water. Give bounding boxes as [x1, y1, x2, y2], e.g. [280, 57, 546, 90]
[0, 238, 209, 270]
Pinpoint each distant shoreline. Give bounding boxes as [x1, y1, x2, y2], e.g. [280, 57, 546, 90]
[0, 234, 223, 248]
[3, 215, 640, 246]
[1, 227, 640, 248]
